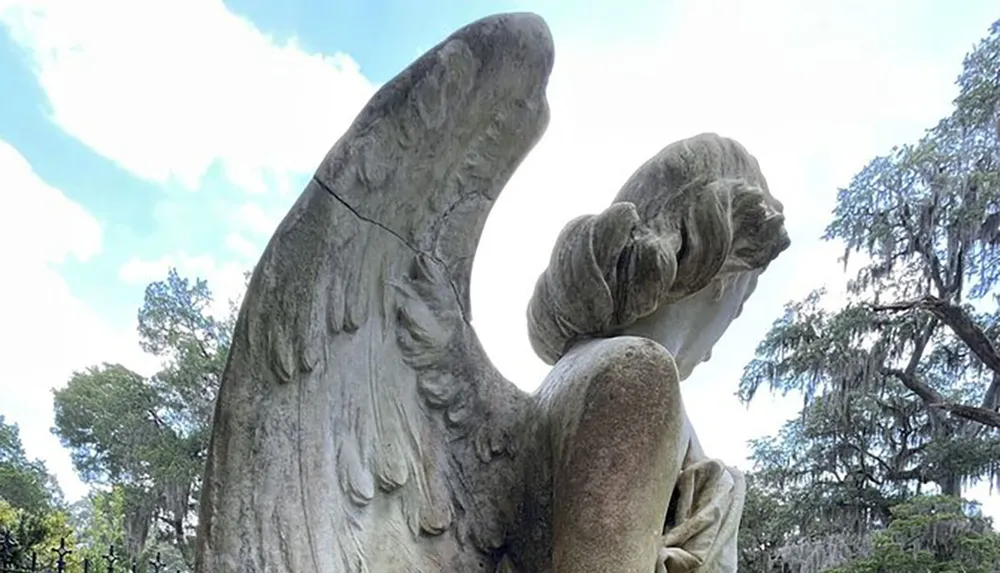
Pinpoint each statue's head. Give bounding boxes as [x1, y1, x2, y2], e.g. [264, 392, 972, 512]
[526, 133, 790, 369]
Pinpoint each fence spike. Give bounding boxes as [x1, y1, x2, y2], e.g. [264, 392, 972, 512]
[148, 551, 165, 573]
[53, 538, 71, 573]
[0, 529, 17, 567]
[0, 531, 194, 573]
[102, 544, 119, 573]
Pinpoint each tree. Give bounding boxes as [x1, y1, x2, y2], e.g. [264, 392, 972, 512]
[0, 416, 62, 515]
[65, 488, 127, 566]
[737, 472, 796, 572]
[829, 496, 1000, 573]
[52, 268, 243, 567]
[740, 18, 1000, 496]
[0, 499, 76, 570]
[736, 18, 1000, 571]
[0, 419, 90, 571]
[736, 389, 986, 571]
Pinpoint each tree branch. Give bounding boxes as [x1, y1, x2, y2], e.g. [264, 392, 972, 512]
[868, 299, 922, 313]
[885, 368, 944, 405]
[843, 442, 893, 476]
[878, 321, 958, 433]
[932, 402, 1000, 429]
[884, 368, 1000, 429]
[966, 373, 1000, 438]
[885, 468, 925, 483]
[981, 372, 1000, 416]
[870, 298, 1000, 430]
[893, 200, 950, 297]
[869, 296, 1000, 377]
[147, 409, 165, 429]
[920, 297, 1000, 377]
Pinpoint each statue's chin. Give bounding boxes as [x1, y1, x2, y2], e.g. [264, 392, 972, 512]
[675, 349, 714, 382]
[674, 358, 695, 382]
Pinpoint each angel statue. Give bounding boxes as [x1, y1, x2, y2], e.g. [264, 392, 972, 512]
[194, 12, 790, 573]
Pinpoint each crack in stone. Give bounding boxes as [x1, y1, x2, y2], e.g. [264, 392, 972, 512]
[311, 175, 471, 322]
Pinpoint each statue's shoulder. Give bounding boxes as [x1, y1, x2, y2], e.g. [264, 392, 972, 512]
[536, 336, 684, 475]
[541, 336, 680, 408]
[564, 336, 677, 379]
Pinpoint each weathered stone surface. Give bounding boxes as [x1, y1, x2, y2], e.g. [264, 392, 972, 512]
[195, 12, 789, 573]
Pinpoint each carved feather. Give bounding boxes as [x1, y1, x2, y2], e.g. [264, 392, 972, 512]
[196, 13, 554, 573]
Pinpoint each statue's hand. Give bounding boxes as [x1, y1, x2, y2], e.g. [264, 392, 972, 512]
[657, 459, 746, 573]
[657, 546, 703, 573]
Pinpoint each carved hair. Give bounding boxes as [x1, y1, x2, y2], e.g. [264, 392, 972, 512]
[526, 133, 790, 365]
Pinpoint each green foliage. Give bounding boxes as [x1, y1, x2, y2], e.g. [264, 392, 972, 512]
[53, 365, 163, 484]
[738, 473, 796, 571]
[741, 401, 999, 572]
[828, 496, 1000, 573]
[0, 486, 185, 573]
[51, 268, 245, 568]
[0, 416, 62, 515]
[66, 487, 128, 566]
[65, 486, 190, 571]
[0, 499, 75, 570]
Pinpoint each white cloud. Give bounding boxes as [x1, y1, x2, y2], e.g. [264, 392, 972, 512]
[0, 141, 102, 265]
[118, 256, 171, 286]
[0, 0, 375, 192]
[224, 232, 260, 260]
[0, 140, 157, 502]
[233, 201, 279, 236]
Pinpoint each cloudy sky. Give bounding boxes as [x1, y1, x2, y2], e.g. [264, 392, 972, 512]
[0, 0, 997, 520]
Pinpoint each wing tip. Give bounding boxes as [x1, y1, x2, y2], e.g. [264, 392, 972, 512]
[457, 12, 555, 74]
[316, 11, 554, 176]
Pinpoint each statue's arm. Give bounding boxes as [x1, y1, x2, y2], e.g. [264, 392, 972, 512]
[543, 336, 690, 573]
[542, 336, 744, 573]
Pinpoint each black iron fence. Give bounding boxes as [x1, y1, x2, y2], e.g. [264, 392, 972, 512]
[0, 530, 182, 573]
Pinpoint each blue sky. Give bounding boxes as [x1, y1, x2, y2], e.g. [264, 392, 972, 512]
[0, 0, 998, 519]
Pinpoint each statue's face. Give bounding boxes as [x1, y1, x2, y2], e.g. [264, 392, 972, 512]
[624, 269, 761, 380]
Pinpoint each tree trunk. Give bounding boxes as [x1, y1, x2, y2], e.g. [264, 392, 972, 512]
[938, 474, 961, 498]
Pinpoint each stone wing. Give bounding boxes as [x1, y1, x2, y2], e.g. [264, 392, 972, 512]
[196, 14, 553, 573]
